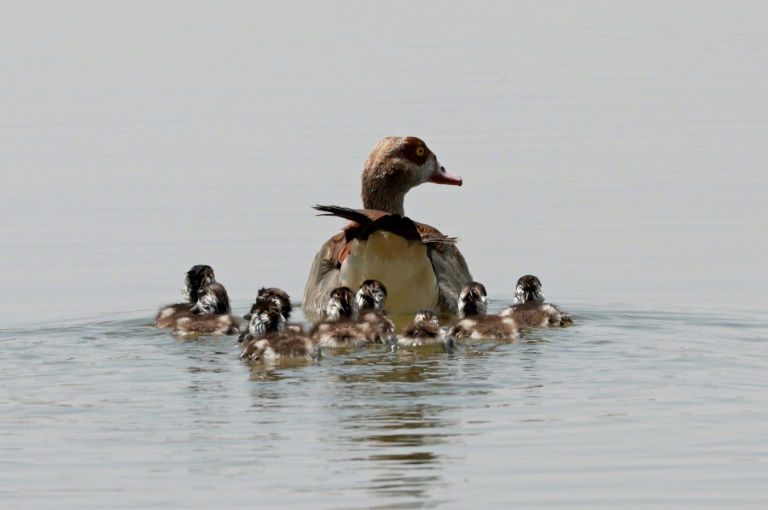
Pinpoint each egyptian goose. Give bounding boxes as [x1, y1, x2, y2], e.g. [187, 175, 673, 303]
[354, 280, 396, 344]
[309, 286, 368, 348]
[396, 309, 452, 348]
[244, 287, 293, 321]
[309, 285, 392, 348]
[499, 275, 572, 328]
[239, 303, 319, 361]
[239, 335, 319, 362]
[448, 282, 519, 340]
[355, 279, 388, 314]
[457, 281, 489, 317]
[302, 136, 472, 317]
[323, 286, 357, 321]
[239, 298, 287, 344]
[154, 264, 215, 328]
[171, 282, 241, 336]
[239, 287, 302, 343]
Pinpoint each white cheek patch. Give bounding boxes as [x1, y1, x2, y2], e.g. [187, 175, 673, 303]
[421, 160, 435, 183]
[513, 285, 524, 305]
[326, 299, 342, 321]
[355, 293, 366, 312]
[250, 316, 266, 337]
[514, 286, 546, 305]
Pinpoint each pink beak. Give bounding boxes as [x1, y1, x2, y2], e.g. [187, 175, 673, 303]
[428, 160, 463, 186]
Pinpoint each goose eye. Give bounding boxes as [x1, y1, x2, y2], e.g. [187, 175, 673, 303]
[416, 147, 425, 157]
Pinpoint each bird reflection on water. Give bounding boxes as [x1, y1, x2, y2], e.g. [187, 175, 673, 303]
[319, 355, 466, 502]
[231, 306, 553, 505]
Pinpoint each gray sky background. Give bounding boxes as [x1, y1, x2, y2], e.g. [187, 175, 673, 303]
[1, 1, 766, 324]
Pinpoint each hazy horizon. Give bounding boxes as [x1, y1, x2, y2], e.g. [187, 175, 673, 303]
[1, 1, 766, 325]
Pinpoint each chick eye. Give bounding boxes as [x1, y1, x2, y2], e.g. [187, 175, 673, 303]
[416, 147, 425, 157]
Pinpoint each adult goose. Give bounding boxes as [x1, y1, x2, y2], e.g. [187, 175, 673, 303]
[303, 136, 472, 317]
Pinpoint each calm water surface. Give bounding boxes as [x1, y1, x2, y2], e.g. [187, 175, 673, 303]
[2, 300, 767, 508]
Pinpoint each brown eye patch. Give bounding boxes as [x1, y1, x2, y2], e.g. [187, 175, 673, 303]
[401, 137, 431, 165]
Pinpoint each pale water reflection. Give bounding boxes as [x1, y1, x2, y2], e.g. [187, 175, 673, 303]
[1, 300, 768, 507]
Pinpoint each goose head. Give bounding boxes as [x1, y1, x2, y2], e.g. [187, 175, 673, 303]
[244, 287, 293, 321]
[181, 264, 215, 303]
[414, 309, 440, 327]
[190, 282, 231, 315]
[458, 281, 488, 318]
[325, 286, 356, 321]
[355, 279, 388, 313]
[514, 275, 546, 305]
[246, 301, 286, 338]
[361, 136, 462, 215]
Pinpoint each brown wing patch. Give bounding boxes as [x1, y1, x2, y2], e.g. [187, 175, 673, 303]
[326, 231, 350, 266]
